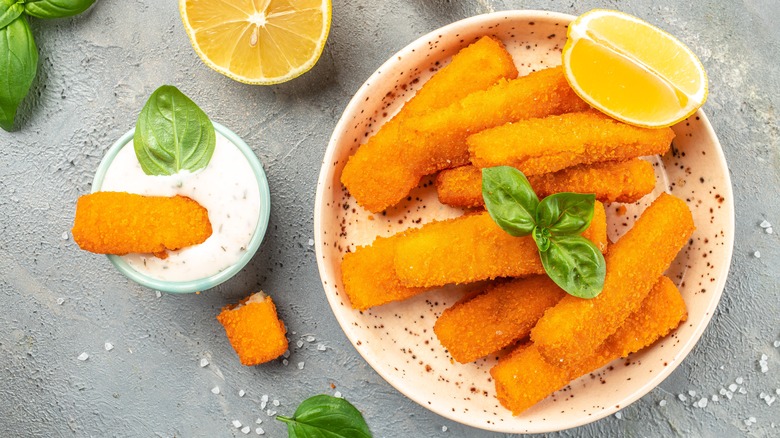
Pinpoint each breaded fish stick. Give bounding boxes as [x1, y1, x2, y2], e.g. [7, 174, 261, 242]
[394, 202, 607, 288]
[217, 292, 288, 366]
[341, 36, 518, 213]
[469, 110, 675, 175]
[341, 234, 429, 311]
[72, 192, 212, 255]
[436, 159, 656, 208]
[491, 276, 687, 415]
[531, 193, 694, 367]
[434, 276, 565, 363]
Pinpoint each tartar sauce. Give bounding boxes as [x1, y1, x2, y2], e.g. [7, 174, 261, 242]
[100, 132, 261, 281]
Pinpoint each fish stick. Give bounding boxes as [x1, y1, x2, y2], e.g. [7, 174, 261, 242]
[217, 292, 288, 366]
[531, 193, 694, 367]
[434, 276, 566, 363]
[341, 36, 519, 213]
[394, 202, 607, 288]
[469, 110, 675, 175]
[491, 276, 687, 415]
[341, 233, 429, 311]
[436, 159, 656, 208]
[72, 191, 212, 255]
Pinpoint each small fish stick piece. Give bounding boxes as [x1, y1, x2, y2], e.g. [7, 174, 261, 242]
[531, 193, 694, 367]
[434, 276, 566, 363]
[72, 192, 212, 255]
[394, 202, 607, 288]
[492, 276, 687, 415]
[436, 159, 656, 208]
[341, 36, 518, 213]
[469, 111, 675, 175]
[217, 292, 288, 366]
[341, 234, 429, 311]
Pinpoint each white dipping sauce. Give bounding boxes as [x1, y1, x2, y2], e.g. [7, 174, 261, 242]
[100, 132, 261, 281]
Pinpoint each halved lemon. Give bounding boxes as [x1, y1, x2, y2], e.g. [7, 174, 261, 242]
[179, 0, 332, 85]
[562, 9, 708, 128]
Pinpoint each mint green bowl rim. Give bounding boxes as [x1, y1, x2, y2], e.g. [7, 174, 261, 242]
[91, 122, 271, 294]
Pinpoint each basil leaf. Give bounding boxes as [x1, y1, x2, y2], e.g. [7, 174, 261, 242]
[532, 225, 551, 252]
[482, 166, 539, 236]
[0, 15, 37, 132]
[24, 0, 96, 19]
[276, 395, 373, 438]
[536, 192, 595, 235]
[133, 85, 215, 176]
[540, 235, 606, 299]
[0, 1, 24, 30]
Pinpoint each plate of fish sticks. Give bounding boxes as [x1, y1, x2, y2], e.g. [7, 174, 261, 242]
[314, 10, 734, 433]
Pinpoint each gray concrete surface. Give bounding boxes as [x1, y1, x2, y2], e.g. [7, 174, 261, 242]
[0, 0, 778, 436]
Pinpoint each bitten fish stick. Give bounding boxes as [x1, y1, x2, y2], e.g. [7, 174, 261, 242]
[469, 110, 675, 176]
[434, 276, 566, 364]
[394, 202, 607, 288]
[492, 276, 687, 415]
[341, 234, 429, 311]
[341, 36, 518, 213]
[72, 192, 212, 255]
[531, 193, 694, 367]
[436, 159, 656, 208]
[217, 292, 288, 366]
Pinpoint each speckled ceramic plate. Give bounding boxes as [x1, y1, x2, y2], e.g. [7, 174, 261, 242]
[314, 10, 734, 433]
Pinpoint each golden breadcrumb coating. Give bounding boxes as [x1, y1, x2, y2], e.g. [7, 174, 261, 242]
[436, 159, 656, 208]
[492, 276, 687, 415]
[341, 36, 518, 213]
[217, 293, 288, 366]
[469, 110, 674, 175]
[434, 276, 565, 363]
[531, 193, 694, 368]
[394, 202, 607, 288]
[72, 192, 212, 255]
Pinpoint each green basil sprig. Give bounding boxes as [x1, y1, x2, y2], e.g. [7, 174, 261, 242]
[276, 394, 373, 438]
[23, 0, 96, 19]
[0, 14, 37, 132]
[133, 85, 216, 176]
[0, 1, 24, 29]
[482, 166, 606, 299]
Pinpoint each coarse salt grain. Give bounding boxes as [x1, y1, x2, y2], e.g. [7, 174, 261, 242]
[317, 344, 327, 351]
[614, 412, 622, 419]
[57, 297, 65, 305]
[260, 401, 267, 409]
[442, 425, 448, 432]
[698, 398, 708, 408]
[297, 362, 305, 370]
[308, 238, 314, 246]
[739, 387, 747, 395]
[678, 394, 687, 402]
[773, 340, 780, 348]
[688, 390, 696, 397]
[659, 400, 667, 407]
[296, 340, 304, 348]
[232, 420, 242, 428]
[736, 377, 744, 385]
[273, 400, 280, 407]
[712, 395, 719, 402]
[77, 352, 89, 361]
[261, 394, 268, 402]
[266, 409, 276, 416]
[776, 389, 780, 395]
[255, 427, 264, 435]
[199, 358, 209, 367]
[256, 418, 262, 424]
[282, 359, 289, 366]
[760, 220, 771, 228]
[767, 396, 776, 406]
[241, 426, 250, 434]
[155, 291, 162, 298]
[211, 386, 220, 395]
[104, 342, 114, 351]
[283, 350, 290, 358]
[726, 392, 733, 400]
[306, 336, 316, 342]
[719, 388, 727, 395]
[754, 251, 761, 258]
[62, 231, 69, 240]
[239, 390, 246, 397]
[766, 227, 773, 234]
[334, 391, 342, 398]
[728, 384, 738, 392]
